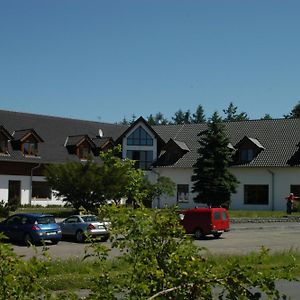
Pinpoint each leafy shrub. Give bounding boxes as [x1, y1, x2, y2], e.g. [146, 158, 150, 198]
[0, 234, 49, 299]
[90, 205, 295, 299]
[0, 201, 10, 218]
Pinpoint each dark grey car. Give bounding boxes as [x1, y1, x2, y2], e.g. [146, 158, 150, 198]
[60, 215, 110, 243]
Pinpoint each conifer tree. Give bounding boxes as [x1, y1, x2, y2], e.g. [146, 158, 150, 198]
[192, 104, 206, 123]
[222, 102, 248, 121]
[191, 112, 238, 207]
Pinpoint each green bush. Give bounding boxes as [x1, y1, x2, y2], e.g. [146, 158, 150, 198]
[0, 201, 10, 218]
[89, 205, 296, 299]
[0, 234, 49, 299]
[16, 206, 76, 218]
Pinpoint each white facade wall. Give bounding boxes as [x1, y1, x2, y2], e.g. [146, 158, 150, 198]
[152, 166, 300, 211]
[151, 167, 197, 209]
[0, 174, 64, 207]
[230, 167, 300, 211]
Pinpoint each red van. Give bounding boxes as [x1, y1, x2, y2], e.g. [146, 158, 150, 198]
[179, 207, 230, 239]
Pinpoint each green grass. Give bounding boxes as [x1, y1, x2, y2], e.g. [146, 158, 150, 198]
[228, 210, 300, 218]
[15, 207, 76, 218]
[37, 250, 300, 292]
[39, 257, 128, 291]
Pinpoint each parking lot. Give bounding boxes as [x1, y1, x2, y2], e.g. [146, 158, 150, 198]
[9, 221, 300, 260]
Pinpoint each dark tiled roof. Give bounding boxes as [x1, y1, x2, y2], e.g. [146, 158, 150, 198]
[153, 119, 300, 168]
[172, 139, 190, 152]
[12, 128, 44, 142]
[65, 135, 92, 147]
[0, 110, 128, 164]
[92, 137, 113, 148]
[2, 109, 300, 169]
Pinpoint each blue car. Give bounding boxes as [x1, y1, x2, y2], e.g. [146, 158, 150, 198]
[0, 213, 62, 245]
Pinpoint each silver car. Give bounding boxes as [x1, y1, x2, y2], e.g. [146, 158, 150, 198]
[60, 215, 110, 243]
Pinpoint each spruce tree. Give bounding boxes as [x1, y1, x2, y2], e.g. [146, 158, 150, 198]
[192, 104, 206, 123]
[191, 112, 238, 207]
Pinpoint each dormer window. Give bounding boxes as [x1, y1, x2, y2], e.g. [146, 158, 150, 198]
[77, 142, 91, 160]
[234, 136, 264, 164]
[22, 138, 38, 156]
[127, 126, 153, 146]
[155, 139, 190, 167]
[11, 129, 43, 157]
[0, 126, 12, 155]
[0, 134, 8, 154]
[240, 148, 255, 162]
[65, 135, 95, 160]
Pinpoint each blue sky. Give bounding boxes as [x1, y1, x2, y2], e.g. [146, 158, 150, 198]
[1, 0, 300, 123]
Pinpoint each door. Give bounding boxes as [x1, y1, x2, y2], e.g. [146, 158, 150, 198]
[8, 180, 21, 207]
[212, 209, 229, 231]
[61, 216, 81, 235]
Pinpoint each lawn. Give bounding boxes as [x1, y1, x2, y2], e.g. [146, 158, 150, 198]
[229, 209, 300, 218]
[38, 250, 300, 293]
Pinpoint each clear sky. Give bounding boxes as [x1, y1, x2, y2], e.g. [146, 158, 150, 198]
[1, 0, 300, 123]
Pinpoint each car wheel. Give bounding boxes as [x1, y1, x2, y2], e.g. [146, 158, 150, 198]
[101, 235, 109, 242]
[194, 229, 204, 240]
[24, 233, 33, 246]
[75, 230, 85, 243]
[51, 239, 59, 245]
[213, 232, 222, 239]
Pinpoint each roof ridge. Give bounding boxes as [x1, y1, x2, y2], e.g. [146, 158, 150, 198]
[0, 109, 124, 127]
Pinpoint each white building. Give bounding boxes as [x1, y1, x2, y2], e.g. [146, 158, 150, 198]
[1, 109, 300, 211]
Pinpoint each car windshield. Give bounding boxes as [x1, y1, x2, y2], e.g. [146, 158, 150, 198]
[81, 216, 98, 222]
[36, 216, 56, 224]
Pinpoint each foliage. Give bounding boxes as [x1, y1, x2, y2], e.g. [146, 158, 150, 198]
[147, 113, 169, 125]
[284, 101, 300, 118]
[222, 102, 249, 121]
[16, 206, 76, 218]
[0, 201, 10, 218]
[0, 234, 50, 299]
[192, 104, 206, 123]
[171, 109, 192, 124]
[261, 113, 273, 120]
[0, 197, 21, 218]
[93, 205, 294, 299]
[140, 176, 176, 208]
[44, 146, 147, 212]
[44, 159, 104, 212]
[98, 205, 207, 299]
[99, 146, 146, 205]
[191, 112, 239, 207]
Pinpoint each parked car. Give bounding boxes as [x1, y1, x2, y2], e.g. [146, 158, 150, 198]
[0, 213, 62, 245]
[179, 207, 230, 239]
[59, 215, 110, 243]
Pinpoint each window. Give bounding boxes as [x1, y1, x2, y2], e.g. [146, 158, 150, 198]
[23, 140, 38, 156]
[36, 216, 56, 224]
[290, 185, 300, 197]
[127, 150, 153, 169]
[0, 133, 8, 154]
[177, 184, 189, 203]
[127, 126, 153, 146]
[244, 185, 268, 205]
[240, 149, 255, 162]
[64, 216, 80, 224]
[222, 211, 227, 220]
[32, 181, 51, 200]
[214, 211, 221, 220]
[6, 215, 22, 225]
[78, 143, 91, 159]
